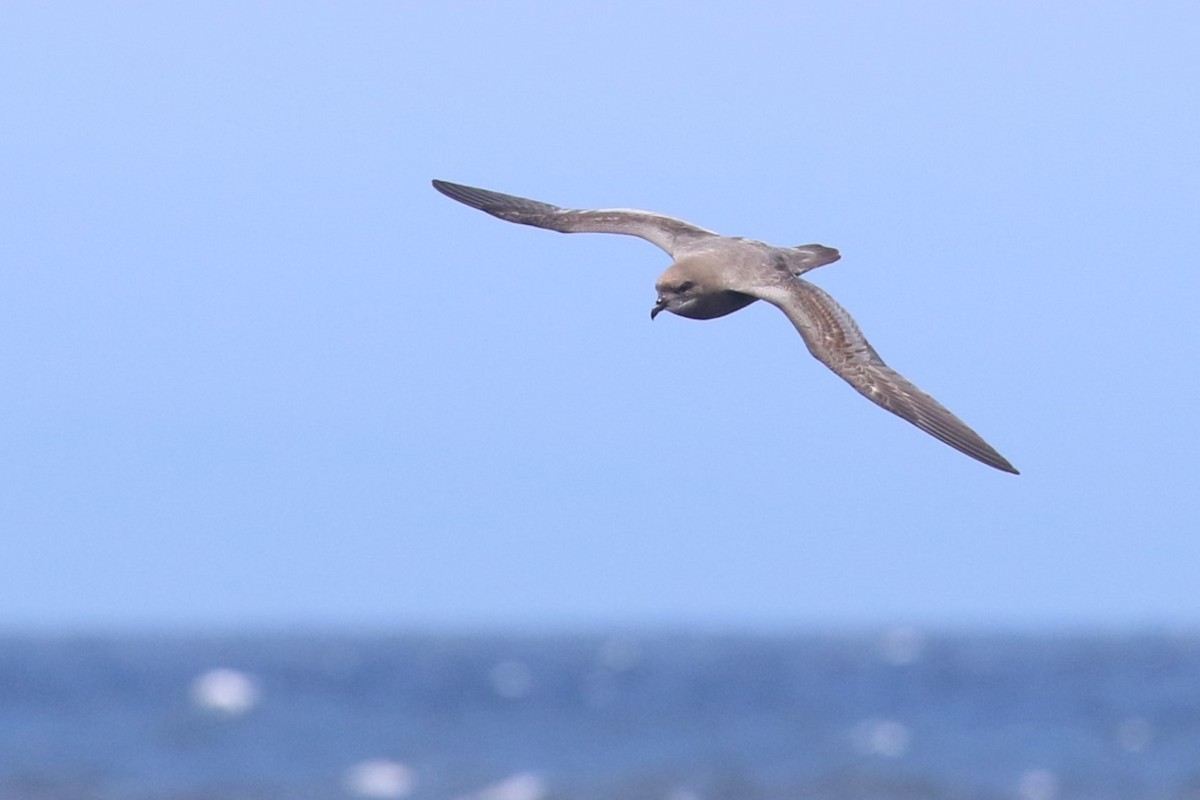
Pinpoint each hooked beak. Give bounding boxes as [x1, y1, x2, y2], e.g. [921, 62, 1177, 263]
[650, 296, 668, 320]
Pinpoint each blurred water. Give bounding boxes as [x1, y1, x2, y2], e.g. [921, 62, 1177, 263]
[1, 632, 1198, 799]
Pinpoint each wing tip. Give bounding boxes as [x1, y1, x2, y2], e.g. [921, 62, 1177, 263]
[957, 438, 1019, 474]
[431, 178, 477, 204]
[992, 457, 1020, 475]
[430, 179, 560, 221]
[430, 178, 507, 215]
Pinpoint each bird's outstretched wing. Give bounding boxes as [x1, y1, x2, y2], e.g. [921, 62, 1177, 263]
[433, 179, 718, 258]
[751, 279, 1018, 473]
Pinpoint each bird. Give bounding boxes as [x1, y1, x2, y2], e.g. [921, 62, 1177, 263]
[431, 179, 1018, 474]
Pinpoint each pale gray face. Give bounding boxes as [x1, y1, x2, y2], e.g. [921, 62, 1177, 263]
[650, 279, 700, 320]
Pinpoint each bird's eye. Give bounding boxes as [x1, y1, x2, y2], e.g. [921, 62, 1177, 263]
[676, 281, 695, 293]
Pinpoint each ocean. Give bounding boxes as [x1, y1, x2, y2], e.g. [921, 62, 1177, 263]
[1, 631, 1198, 799]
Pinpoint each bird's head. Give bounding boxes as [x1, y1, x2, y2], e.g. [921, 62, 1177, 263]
[652, 260, 757, 321]
[651, 264, 705, 320]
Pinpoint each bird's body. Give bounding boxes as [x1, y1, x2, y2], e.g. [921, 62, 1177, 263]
[432, 179, 1018, 474]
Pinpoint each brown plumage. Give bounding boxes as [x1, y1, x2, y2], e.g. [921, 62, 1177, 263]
[432, 179, 1017, 474]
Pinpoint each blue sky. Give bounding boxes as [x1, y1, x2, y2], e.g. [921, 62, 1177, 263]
[2, 2, 1197, 630]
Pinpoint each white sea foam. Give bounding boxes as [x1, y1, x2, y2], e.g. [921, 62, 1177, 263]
[469, 772, 547, 800]
[851, 718, 910, 757]
[344, 759, 416, 798]
[1017, 768, 1058, 800]
[190, 668, 259, 716]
